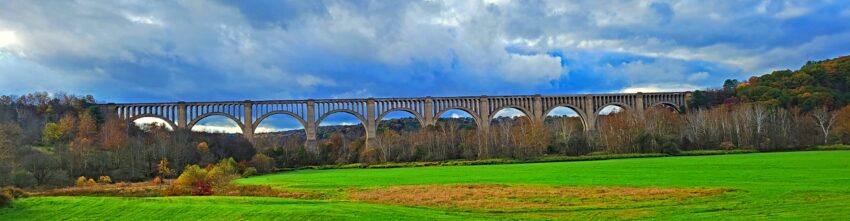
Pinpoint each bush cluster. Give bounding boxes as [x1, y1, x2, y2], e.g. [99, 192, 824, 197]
[0, 187, 27, 208]
[168, 158, 255, 196]
[0, 192, 11, 208]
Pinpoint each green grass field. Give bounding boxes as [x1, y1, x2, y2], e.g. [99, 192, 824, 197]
[2, 151, 850, 220]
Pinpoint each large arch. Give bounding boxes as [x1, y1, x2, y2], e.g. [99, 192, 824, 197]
[128, 114, 178, 130]
[252, 110, 308, 132]
[490, 105, 532, 121]
[315, 111, 368, 144]
[543, 105, 588, 130]
[316, 109, 367, 127]
[433, 107, 481, 128]
[376, 108, 425, 128]
[592, 104, 630, 132]
[188, 112, 245, 132]
[595, 102, 630, 116]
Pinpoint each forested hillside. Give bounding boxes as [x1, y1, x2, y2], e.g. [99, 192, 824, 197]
[690, 55, 850, 110]
[739, 56, 850, 110]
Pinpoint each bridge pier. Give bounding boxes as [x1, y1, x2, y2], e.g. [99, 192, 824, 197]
[365, 98, 378, 152]
[584, 95, 596, 131]
[242, 101, 254, 144]
[177, 102, 187, 129]
[424, 97, 434, 127]
[305, 100, 318, 153]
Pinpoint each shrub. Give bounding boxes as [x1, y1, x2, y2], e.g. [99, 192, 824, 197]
[0, 192, 11, 208]
[152, 176, 163, 185]
[359, 147, 380, 165]
[249, 154, 275, 174]
[86, 179, 97, 186]
[192, 180, 213, 196]
[720, 141, 736, 151]
[43, 170, 71, 187]
[207, 158, 240, 186]
[98, 176, 112, 184]
[1, 187, 27, 199]
[163, 184, 190, 196]
[76, 176, 87, 187]
[11, 168, 37, 188]
[242, 167, 257, 177]
[158, 158, 174, 178]
[175, 165, 207, 187]
[170, 158, 247, 196]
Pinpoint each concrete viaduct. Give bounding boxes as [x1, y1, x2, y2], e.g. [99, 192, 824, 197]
[100, 92, 689, 150]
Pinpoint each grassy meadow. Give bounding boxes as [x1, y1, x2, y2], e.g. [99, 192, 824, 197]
[2, 150, 850, 220]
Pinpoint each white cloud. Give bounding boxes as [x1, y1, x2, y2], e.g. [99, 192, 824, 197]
[773, 2, 810, 19]
[598, 105, 623, 115]
[547, 107, 580, 117]
[687, 72, 710, 82]
[450, 113, 461, 118]
[124, 13, 163, 26]
[296, 74, 335, 87]
[0, 30, 19, 48]
[190, 117, 242, 133]
[492, 108, 526, 118]
[132, 117, 174, 130]
[191, 125, 242, 134]
[499, 54, 564, 85]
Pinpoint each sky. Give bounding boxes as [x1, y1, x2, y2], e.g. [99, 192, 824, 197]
[2, 0, 849, 132]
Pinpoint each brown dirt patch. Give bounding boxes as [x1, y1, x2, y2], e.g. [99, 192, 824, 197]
[33, 182, 166, 197]
[349, 184, 731, 211]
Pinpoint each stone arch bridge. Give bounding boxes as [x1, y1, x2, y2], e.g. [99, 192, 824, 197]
[100, 92, 689, 151]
